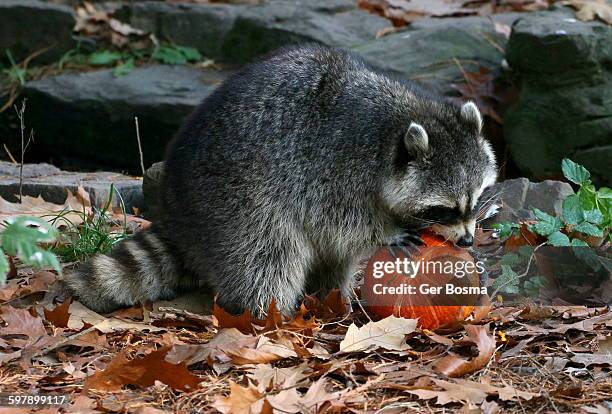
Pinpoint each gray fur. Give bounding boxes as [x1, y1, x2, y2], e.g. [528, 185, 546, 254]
[63, 45, 496, 316]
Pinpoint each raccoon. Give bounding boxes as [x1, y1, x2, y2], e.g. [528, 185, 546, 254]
[63, 45, 497, 316]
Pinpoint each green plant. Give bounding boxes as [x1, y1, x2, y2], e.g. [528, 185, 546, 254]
[152, 45, 201, 65]
[58, 42, 88, 70]
[113, 57, 134, 77]
[494, 159, 611, 247]
[0, 217, 61, 285]
[50, 185, 127, 263]
[89, 50, 125, 66]
[83, 44, 203, 77]
[3, 49, 27, 86]
[491, 159, 611, 298]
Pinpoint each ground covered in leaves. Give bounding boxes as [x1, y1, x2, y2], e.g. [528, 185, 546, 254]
[1, 265, 610, 413]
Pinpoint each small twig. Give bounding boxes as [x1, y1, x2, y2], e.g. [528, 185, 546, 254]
[490, 242, 546, 298]
[3, 144, 17, 164]
[14, 99, 34, 203]
[31, 325, 97, 359]
[134, 116, 145, 176]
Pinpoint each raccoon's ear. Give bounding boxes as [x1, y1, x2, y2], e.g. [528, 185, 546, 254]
[404, 122, 429, 156]
[461, 101, 483, 133]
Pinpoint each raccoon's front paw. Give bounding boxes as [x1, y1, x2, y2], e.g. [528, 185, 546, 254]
[387, 230, 424, 258]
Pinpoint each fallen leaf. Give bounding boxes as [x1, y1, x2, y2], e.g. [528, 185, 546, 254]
[300, 377, 347, 411]
[358, 0, 476, 26]
[434, 324, 495, 377]
[227, 335, 297, 365]
[283, 304, 320, 333]
[67, 301, 164, 333]
[1, 271, 57, 301]
[0, 305, 46, 340]
[570, 353, 611, 367]
[339, 316, 417, 353]
[44, 298, 72, 328]
[408, 378, 538, 405]
[212, 380, 268, 414]
[0, 187, 91, 229]
[84, 347, 201, 391]
[246, 363, 311, 391]
[550, 311, 612, 333]
[563, 0, 612, 24]
[213, 302, 255, 334]
[166, 328, 257, 366]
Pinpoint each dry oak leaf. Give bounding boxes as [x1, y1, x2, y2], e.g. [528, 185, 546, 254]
[214, 302, 256, 334]
[434, 324, 495, 377]
[0, 187, 91, 229]
[0, 305, 46, 340]
[84, 346, 200, 391]
[339, 316, 417, 353]
[225, 334, 298, 365]
[212, 380, 270, 414]
[408, 378, 538, 405]
[1, 271, 56, 302]
[265, 377, 348, 414]
[166, 327, 257, 366]
[67, 301, 164, 333]
[563, 0, 612, 24]
[246, 363, 311, 391]
[44, 299, 72, 328]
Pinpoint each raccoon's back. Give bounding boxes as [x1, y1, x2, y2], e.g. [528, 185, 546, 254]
[161, 45, 401, 219]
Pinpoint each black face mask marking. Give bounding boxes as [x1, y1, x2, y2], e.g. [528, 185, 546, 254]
[418, 206, 462, 225]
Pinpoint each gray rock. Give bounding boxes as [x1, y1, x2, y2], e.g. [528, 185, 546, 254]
[572, 146, 612, 182]
[0, 162, 61, 178]
[20, 65, 227, 172]
[142, 162, 164, 221]
[115, 0, 389, 64]
[485, 178, 574, 225]
[351, 16, 507, 96]
[0, 161, 143, 212]
[524, 180, 574, 217]
[504, 8, 612, 185]
[0, 0, 75, 65]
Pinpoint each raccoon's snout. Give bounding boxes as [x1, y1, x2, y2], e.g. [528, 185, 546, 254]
[430, 219, 476, 247]
[456, 234, 474, 247]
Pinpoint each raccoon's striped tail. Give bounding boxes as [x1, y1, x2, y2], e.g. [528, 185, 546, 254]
[62, 225, 191, 313]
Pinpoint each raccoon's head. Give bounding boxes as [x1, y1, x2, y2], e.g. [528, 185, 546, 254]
[383, 101, 497, 246]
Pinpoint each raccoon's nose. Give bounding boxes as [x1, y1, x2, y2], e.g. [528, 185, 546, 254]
[456, 234, 474, 247]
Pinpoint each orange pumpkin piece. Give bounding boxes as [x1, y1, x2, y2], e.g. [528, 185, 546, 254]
[365, 232, 481, 330]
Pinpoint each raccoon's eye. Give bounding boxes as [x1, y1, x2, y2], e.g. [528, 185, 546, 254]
[419, 206, 462, 224]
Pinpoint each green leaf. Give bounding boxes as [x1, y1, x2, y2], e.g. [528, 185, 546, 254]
[523, 275, 546, 297]
[531, 209, 562, 236]
[597, 187, 612, 199]
[89, 50, 123, 66]
[583, 209, 603, 225]
[561, 158, 590, 185]
[492, 222, 520, 239]
[152, 46, 187, 65]
[547, 231, 570, 246]
[570, 238, 589, 247]
[573, 222, 603, 237]
[113, 58, 134, 77]
[562, 195, 582, 225]
[493, 265, 520, 294]
[577, 185, 597, 211]
[1, 217, 61, 273]
[500, 252, 521, 267]
[0, 249, 8, 285]
[175, 46, 201, 62]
